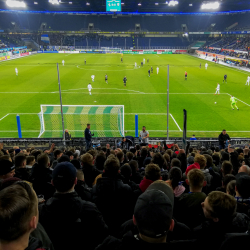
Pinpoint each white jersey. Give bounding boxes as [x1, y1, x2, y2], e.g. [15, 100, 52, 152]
[143, 58, 145, 63]
[157, 67, 159, 73]
[62, 60, 65, 64]
[91, 75, 95, 80]
[205, 63, 208, 68]
[15, 68, 18, 73]
[216, 84, 220, 90]
[247, 76, 250, 82]
[135, 62, 137, 67]
[88, 84, 92, 90]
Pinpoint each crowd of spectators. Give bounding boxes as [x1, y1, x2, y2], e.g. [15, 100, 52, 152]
[0, 140, 249, 250]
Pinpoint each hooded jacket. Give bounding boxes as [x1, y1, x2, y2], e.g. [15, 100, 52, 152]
[39, 191, 108, 250]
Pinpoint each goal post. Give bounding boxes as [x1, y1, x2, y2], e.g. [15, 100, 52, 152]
[38, 105, 124, 138]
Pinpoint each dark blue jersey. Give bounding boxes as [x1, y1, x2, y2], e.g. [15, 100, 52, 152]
[224, 75, 227, 79]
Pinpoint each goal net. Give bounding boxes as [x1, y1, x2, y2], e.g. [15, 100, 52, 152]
[38, 105, 124, 138]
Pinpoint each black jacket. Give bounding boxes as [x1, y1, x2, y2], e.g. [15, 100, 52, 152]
[119, 219, 192, 242]
[92, 174, 133, 235]
[39, 191, 108, 250]
[194, 212, 250, 250]
[64, 131, 71, 140]
[95, 231, 195, 250]
[14, 168, 31, 182]
[174, 192, 206, 229]
[75, 179, 92, 201]
[30, 163, 55, 201]
[85, 128, 93, 142]
[130, 172, 143, 184]
[26, 237, 48, 250]
[83, 164, 101, 187]
[218, 133, 230, 146]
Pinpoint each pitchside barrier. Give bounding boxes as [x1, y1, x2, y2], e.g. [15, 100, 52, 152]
[0, 138, 249, 150]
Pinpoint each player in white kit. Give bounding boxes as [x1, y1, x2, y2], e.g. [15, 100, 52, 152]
[156, 67, 159, 74]
[15, 68, 18, 76]
[215, 83, 220, 95]
[62, 60, 65, 66]
[91, 75, 95, 82]
[135, 62, 137, 68]
[246, 76, 250, 85]
[88, 83, 92, 95]
[205, 63, 208, 70]
[143, 58, 145, 64]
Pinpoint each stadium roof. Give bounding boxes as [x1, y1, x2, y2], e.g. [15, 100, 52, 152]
[0, 0, 250, 14]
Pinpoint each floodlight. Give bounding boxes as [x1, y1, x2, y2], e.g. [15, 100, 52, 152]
[86, 2, 90, 5]
[201, 2, 220, 9]
[6, 0, 26, 7]
[138, 3, 141, 6]
[48, 0, 61, 5]
[168, 0, 179, 6]
[155, 3, 159, 5]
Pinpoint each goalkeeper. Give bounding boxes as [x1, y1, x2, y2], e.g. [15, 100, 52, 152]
[230, 95, 239, 110]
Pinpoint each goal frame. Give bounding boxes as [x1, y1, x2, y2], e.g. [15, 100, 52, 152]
[38, 104, 125, 138]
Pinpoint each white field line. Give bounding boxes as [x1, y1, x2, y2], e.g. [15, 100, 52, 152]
[77, 65, 137, 72]
[170, 113, 182, 132]
[0, 92, 226, 95]
[226, 93, 250, 107]
[61, 88, 145, 94]
[0, 114, 9, 121]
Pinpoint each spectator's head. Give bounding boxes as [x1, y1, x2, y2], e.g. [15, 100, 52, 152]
[95, 153, 106, 171]
[222, 161, 233, 176]
[202, 191, 236, 223]
[70, 159, 82, 170]
[194, 154, 207, 169]
[187, 156, 194, 165]
[221, 152, 230, 162]
[117, 151, 124, 163]
[141, 148, 148, 158]
[0, 160, 15, 179]
[222, 174, 236, 188]
[104, 157, 120, 178]
[37, 153, 50, 168]
[120, 164, 132, 180]
[52, 162, 77, 193]
[14, 153, 26, 169]
[0, 182, 38, 247]
[226, 180, 236, 197]
[57, 155, 70, 163]
[126, 152, 134, 162]
[133, 189, 174, 242]
[235, 175, 250, 199]
[212, 153, 221, 166]
[168, 167, 182, 190]
[145, 164, 161, 182]
[170, 158, 181, 169]
[129, 160, 139, 174]
[54, 149, 63, 159]
[186, 169, 206, 192]
[203, 154, 213, 168]
[151, 153, 165, 169]
[222, 129, 227, 135]
[163, 153, 170, 164]
[142, 126, 146, 132]
[65, 151, 74, 160]
[80, 153, 93, 168]
[26, 156, 35, 166]
[238, 165, 250, 175]
[87, 123, 90, 129]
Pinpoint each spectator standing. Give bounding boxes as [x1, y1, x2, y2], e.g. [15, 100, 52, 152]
[39, 162, 108, 250]
[0, 159, 15, 182]
[140, 126, 149, 146]
[14, 153, 30, 182]
[85, 123, 94, 151]
[190, 134, 197, 141]
[218, 129, 230, 149]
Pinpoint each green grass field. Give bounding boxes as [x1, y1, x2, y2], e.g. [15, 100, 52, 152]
[0, 53, 250, 138]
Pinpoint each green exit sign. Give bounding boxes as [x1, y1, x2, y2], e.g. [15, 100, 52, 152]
[106, 0, 121, 12]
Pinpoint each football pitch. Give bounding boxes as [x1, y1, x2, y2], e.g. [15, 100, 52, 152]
[0, 53, 250, 138]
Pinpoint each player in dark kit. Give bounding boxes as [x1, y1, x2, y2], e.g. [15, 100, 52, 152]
[123, 76, 127, 87]
[223, 74, 227, 83]
[105, 74, 108, 84]
[200, 63, 201, 68]
[185, 71, 187, 80]
[148, 69, 150, 77]
[151, 66, 153, 73]
[121, 57, 123, 63]
[84, 59, 86, 65]
[141, 61, 143, 67]
[147, 58, 149, 63]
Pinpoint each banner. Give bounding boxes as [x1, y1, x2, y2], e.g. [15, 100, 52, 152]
[20, 52, 29, 56]
[41, 34, 50, 44]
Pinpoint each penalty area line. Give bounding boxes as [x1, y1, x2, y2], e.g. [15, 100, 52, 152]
[170, 113, 182, 132]
[0, 114, 9, 121]
[226, 93, 250, 107]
